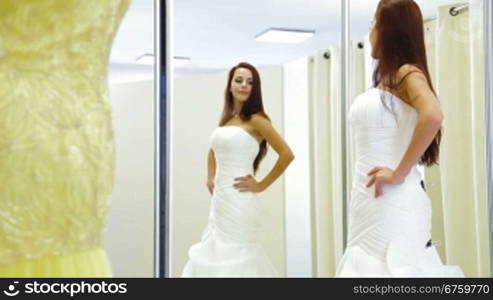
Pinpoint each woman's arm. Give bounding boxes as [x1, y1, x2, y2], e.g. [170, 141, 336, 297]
[206, 149, 216, 194]
[367, 65, 443, 197]
[233, 114, 295, 192]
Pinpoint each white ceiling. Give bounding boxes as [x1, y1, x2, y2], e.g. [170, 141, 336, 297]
[105, 0, 466, 80]
[173, 0, 340, 76]
[173, 0, 466, 77]
[109, 0, 154, 84]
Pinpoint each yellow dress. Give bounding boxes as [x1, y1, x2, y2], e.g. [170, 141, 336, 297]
[0, 0, 130, 277]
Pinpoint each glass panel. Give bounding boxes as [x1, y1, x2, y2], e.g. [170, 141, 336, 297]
[169, 0, 341, 277]
[344, 0, 490, 277]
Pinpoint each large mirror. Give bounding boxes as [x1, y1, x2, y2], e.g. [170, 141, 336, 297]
[164, 0, 492, 278]
[169, 0, 341, 277]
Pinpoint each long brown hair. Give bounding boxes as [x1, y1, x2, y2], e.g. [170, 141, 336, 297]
[219, 62, 270, 173]
[372, 0, 440, 166]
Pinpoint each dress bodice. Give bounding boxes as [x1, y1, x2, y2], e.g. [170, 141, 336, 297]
[349, 88, 419, 172]
[211, 126, 259, 184]
[0, 0, 130, 264]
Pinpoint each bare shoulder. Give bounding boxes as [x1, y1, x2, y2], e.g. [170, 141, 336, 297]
[396, 64, 427, 84]
[396, 64, 432, 104]
[247, 113, 275, 141]
[249, 113, 271, 127]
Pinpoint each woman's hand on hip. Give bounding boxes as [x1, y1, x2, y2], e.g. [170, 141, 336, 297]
[366, 166, 404, 198]
[233, 174, 264, 193]
[206, 178, 215, 195]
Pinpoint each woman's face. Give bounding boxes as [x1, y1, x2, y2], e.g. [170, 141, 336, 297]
[230, 67, 253, 102]
[370, 17, 379, 58]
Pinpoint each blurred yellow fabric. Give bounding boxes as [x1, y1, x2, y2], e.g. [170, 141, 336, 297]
[0, 0, 130, 277]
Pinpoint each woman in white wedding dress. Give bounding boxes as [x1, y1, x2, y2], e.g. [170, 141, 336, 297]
[181, 62, 294, 277]
[336, 0, 464, 277]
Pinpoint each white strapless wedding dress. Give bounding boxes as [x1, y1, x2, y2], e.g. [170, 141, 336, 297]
[336, 88, 464, 277]
[181, 126, 279, 277]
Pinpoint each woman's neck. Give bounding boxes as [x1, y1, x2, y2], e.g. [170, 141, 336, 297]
[232, 100, 243, 115]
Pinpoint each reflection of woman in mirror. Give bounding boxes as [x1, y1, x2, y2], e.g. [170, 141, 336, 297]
[336, 0, 463, 277]
[182, 62, 294, 277]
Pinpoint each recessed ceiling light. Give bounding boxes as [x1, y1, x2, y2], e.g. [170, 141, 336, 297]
[173, 56, 191, 66]
[136, 53, 155, 65]
[255, 28, 315, 44]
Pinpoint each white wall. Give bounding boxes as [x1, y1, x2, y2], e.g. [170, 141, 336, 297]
[283, 57, 313, 277]
[171, 66, 286, 277]
[105, 79, 155, 277]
